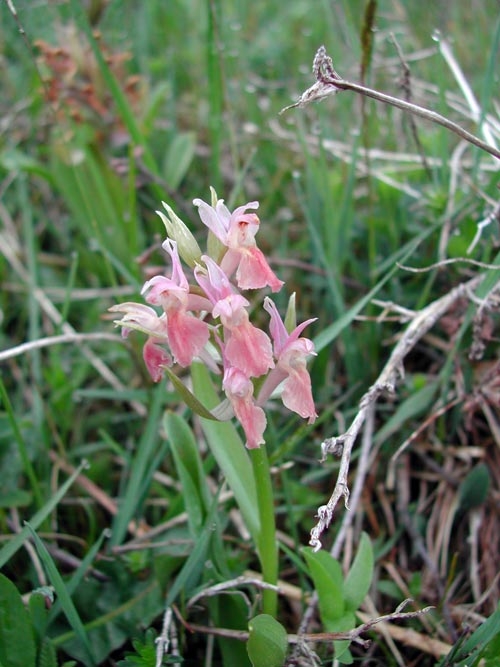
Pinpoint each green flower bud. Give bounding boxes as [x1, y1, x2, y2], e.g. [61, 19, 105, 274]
[156, 201, 202, 268]
[284, 292, 297, 333]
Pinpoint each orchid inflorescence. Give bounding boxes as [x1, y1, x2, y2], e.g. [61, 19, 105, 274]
[110, 189, 317, 448]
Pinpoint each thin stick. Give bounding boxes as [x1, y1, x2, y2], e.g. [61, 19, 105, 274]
[186, 600, 434, 644]
[309, 274, 484, 551]
[281, 46, 500, 162]
[0, 333, 123, 363]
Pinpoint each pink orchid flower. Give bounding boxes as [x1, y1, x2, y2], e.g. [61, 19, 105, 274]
[193, 195, 284, 293]
[143, 337, 172, 382]
[195, 256, 274, 377]
[223, 365, 267, 449]
[141, 239, 210, 367]
[259, 297, 318, 423]
[108, 303, 172, 381]
[108, 302, 168, 340]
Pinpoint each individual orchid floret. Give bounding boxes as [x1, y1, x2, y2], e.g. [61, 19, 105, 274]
[108, 302, 168, 340]
[143, 337, 172, 382]
[193, 191, 284, 293]
[259, 297, 318, 423]
[195, 256, 274, 378]
[108, 303, 171, 381]
[156, 201, 202, 268]
[194, 251, 238, 305]
[142, 239, 210, 367]
[223, 365, 267, 449]
[142, 238, 189, 304]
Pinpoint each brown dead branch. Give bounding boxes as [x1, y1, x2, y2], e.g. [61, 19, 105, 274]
[310, 275, 484, 551]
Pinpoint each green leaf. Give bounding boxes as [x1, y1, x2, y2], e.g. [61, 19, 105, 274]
[457, 607, 500, 665]
[164, 492, 221, 608]
[0, 574, 36, 667]
[247, 615, 288, 667]
[458, 463, 491, 512]
[68, 0, 166, 206]
[313, 231, 433, 355]
[0, 489, 32, 509]
[329, 612, 357, 664]
[334, 636, 354, 664]
[0, 148, 52, 182]
[163, 411, 212, 536]
[162, 366, 220, 420]
[482, 630, 500, 665]
[110, 386, 165, 547]
[344, 532, 374, 611]
[163, 131, 196, 189]
[29, 591, 51, 646]
[191, 363, 260, 542]
[116, 628, 158, 666]
[48, 529, 109, 626]
[212, 596, 252, 667]
[303, 546, 363, 663]
[26, 526, 96, 667]
[303, 548, 345, 624]
[38, 638, 58, 667]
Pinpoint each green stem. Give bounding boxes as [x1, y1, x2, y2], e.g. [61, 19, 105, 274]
[250, 445, 278, 617]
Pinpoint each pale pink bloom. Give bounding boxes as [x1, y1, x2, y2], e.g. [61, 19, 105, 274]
[234, 246, 284, 292]
[108, 303, 172, 381]
[223, 365, 267, 449]
[109, 302, 168, 340]
[142, 240, 210, 367]
[194, 253, 237, 305]
[195, 256, 274, 377]
[217, 298, 274, 378]
[259, 297, 318, 423]
[277, 339, 317, 422]
[143, 337, 172, 382]
[193, 196, 283, 292]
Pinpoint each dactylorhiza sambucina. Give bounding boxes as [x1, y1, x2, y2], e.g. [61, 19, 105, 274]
[110, 190, 317, 448]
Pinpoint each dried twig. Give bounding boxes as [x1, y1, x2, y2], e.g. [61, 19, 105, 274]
[467, 200, 500, 255]
[310, 274, 484, 551]
[0, 332, 123, 363]
[291, 407, 376, 662]
[281, 46, 500, 162]
[186, 599, 434, 645]
[356, 609, 451, 658]
[187, 575, 279, 609]
[155, 607, 181, 667]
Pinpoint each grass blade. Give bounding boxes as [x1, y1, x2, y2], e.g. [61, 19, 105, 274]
[26, 524, 97, 666]
[191, 362, 260, 542]
[0, 460, 88, 569]
[109, 385, 165, 547]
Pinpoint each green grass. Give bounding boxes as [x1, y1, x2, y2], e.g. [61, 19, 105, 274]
[1, 1, 500, 665]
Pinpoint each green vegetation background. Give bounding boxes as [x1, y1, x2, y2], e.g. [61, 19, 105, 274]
[1, 1, 499, 665]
